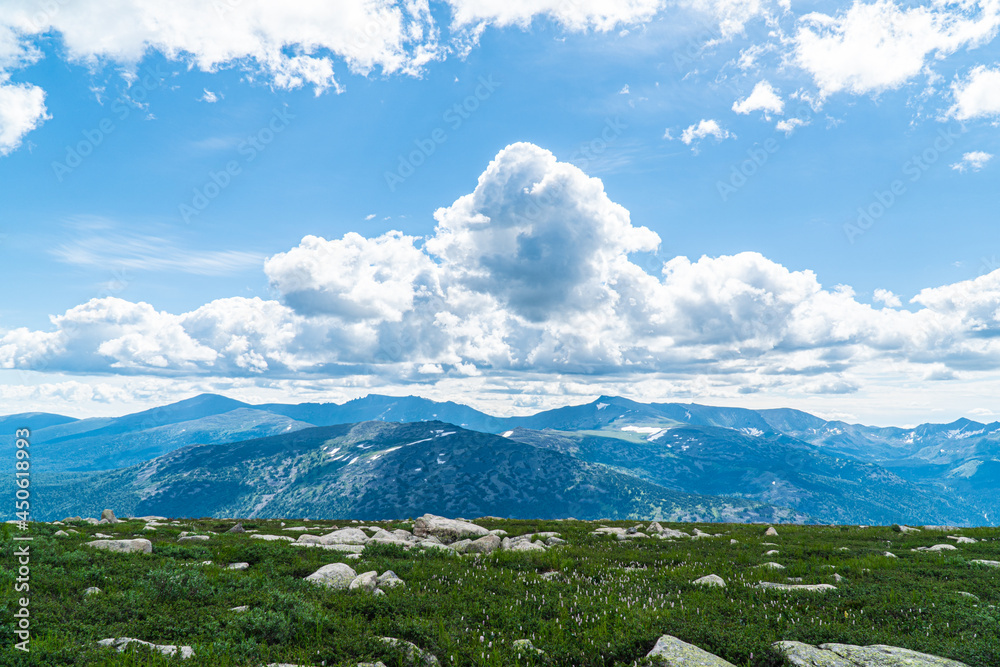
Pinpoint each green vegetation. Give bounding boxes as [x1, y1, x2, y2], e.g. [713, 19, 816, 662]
[2, 518, 999, 666]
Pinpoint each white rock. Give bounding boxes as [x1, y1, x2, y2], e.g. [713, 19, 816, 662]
[971, 559, 1000, 568]
[349, 571, 379, 592]
[377, 571, 405, 588]
[693, 574, 725, 588]
[84, 587, 102, 595]
[757, 582, 836, 592]
[178, 535, 209, 543]
[317, 528, 370, 545]
[86, 539, 152, 554]
[645, 635, 735, 666]
[764, 526, 778, 536]
[250, 534, 296, 542]
[305, 563, 357, 589]
[98, 637, 194, 659]
[227, 562, 250, 570]
[412, 514, 489, 543]
[759, 562, 785, 570]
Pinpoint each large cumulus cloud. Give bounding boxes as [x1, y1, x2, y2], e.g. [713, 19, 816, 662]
[4, 142, 1000, 395]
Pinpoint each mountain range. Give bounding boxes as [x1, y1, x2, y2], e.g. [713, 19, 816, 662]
[5, 393, 997, 525]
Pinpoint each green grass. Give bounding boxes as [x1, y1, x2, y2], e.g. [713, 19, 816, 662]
[2, 519, 999, 666]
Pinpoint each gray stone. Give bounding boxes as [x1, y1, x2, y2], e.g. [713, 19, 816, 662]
[84, 587, 102, 595]
[765, 526, 778, 536]
[86, 539, 152, 554]
[648, 522, 664, 533]
[546, 536, 567, 546]
[98, 637, 194, 659]
[318, 528, 370, 545]
[226, 522, 246, 534]
[757, 582, 836, 592]
[946, 535, 976, 544]
[450, 538, 473, 553]
[513, 638, 544, 655]
[227, 562, 250, 570]
[230, 605, 249, 612]
[54, 530, 69, 537]
[692, 574, 725, 588]
[774, 641, 855, 666]
[971, 559, 1000, 567]
[507, 540, 546, 552]
[466, 534, 502, 554]
[380, 637, 439, 665]
[377, 570, 405, 588]
[821, 642, 970, 666]
[178, 535, 210, 543]
[412, 514, 489, 543]
[913, 544, 957, 552]
[349, 571, 379, 592]
[644, 634, 736, 666]
[759, 562, 785, 569]
[250, 534, 296, 542]
[305, 563, 357, 589]
[100, 509, 119, 524]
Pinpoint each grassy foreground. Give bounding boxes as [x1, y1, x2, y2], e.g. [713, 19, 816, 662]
[2, 518, 998, 666]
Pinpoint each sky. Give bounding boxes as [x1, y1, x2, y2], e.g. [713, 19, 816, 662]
[0, 0, 999, 425]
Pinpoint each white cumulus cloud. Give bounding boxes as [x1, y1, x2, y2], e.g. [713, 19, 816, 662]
[951, 150, 994, 172]
[949, 65, 1000, 120]
[680, 119, 732, 146]
[0, 80, 48, 155]
[732, 80, 784, 117]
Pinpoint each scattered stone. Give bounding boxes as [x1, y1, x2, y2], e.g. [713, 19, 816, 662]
[912, 544, 957, 552]
[84, 587, 102, 595]
[349, 571, 379, 592]
[971, 559, 1000, 568]
[507, 540, 547, 552]
[98, 637, 194, 659]
[227, 562, 250, 570]
[947, 535, 977, 544]
[765, 526, 778, 536]
[377, 570, 405, 588]
[94, 533, 112, 538]
[305, 563, 357, 589]
[765, 549, 780, 555]
[776, 641, 971, 667]
[759, 562, 785, 570]
[250, 534, 296, 542]
[730, 539, 738, 545]
[466, 534, 502, 554]
[318, 528, 370, 545]
[178, 535, 209, 543]
[895, 525, 921, 533]
[86, 539, 152, 554]
[346, 554, 362, 560]
[100, 509, 119, 524]
[227, 523, 246, 534]
[412, 514, 489, 543]
[546, 536, 567, 546]
[380, 637, 440, 665]
[884, 552, 898, 558]
[757, 582, 836, 592]
[230, 606, 249, 613]
[450, 538, 473, 553]
[53, 530, 68, 537]
[787, 577, 804, 583]
[513, 639, 544, 655]
[647, 522, 664, 533]
[644, 634, 736, 666]
[693, 574, 725, 588]
[957, 592, 979, 601]
[832, 573, 845, 583]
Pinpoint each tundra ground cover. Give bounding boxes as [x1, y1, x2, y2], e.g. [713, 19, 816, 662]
[2, 518, 998, 666]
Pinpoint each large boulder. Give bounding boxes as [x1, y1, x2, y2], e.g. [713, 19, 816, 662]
[318, 528, 370, 545]
[412, 514, 489, 543]
[86, 539, 152, 554]
[305, 563, 357, 589]
[377, 571, 405, 588]
[644, 635, 735, 666]
[349, 571, 379, 592]
[693, 575, 725, 588]
[757, 582, 836, 593]
[100, 509, 119, 524]
[466, 534, 502, 554]
[774, 641, 970, 667]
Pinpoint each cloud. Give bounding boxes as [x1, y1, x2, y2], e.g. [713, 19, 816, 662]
[951, 150, 994, 172]
[200, 89, 219, 103]
[793, 0, 1000, 98]
[680, 119, 732, 145]
[6, 141, 1000, 399]
[0, 80, 48, 155]
[52, 231, 264, 276]
[732, 80, 784, 116]
[674, 0, 769, 40]
[445, 0, 665, 31]
[949, 65, 1000, 120]
[775, 117, 808, 135]
[873, 288, 902, 308]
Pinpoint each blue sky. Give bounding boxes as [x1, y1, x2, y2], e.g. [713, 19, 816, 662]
[1, 0, 999, 424]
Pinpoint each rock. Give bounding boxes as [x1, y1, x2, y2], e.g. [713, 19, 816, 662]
[793, 642, 972, 666]
[895, 524, 921, 533]
[377, 570, 405, 588]
[226, 522, 246, 534]
[546, 536, 567, 546]
[86, 539, 152, 554]
[230, 605, 249, 612]
[913, 544, 957, 552]
[884, 552, 898, 558]
[507, 540, 547, 552]
[178, 535, 209, 543]
[465, 534, 502, 554]
[618, 531, 649, 540]
[227, 562, 250, 570]
[54, 530, 69, 537]
[957, 591, 979, 601]
[832, 573, 845, 583]
[759, 562, 785, 570]
[661, 528, 690, 539]
[648, 522, 664, 533]
[765, 526, 778, 536]
[787, 577, 804, 583]
[305, 563, 357, 589]
[488, 528, 508, 536]
[250, 534, 296, 542]
[757, 582, 836, 592]
[84, 587, 102, 595]
[380, 637, 439, 665]
[946, 535, 976, 544]
[971, 559, 1000, 567]
[412, 514, 489, 543]
[349, 571, 379, 592]
[100, 509, 119, 524]
[392, 529, 416, 541]
[318, 528, 370, 545]
[764, 549, 780, 555]
[358, 662, 388, 667]
[98, 637, 194, 659]
[644, 634, 736, 666]
[730, 539, 738, 545]
[94, 533, 112, 538]
[83, 518, 99, 525]
[346, 553, 362, 560]
[296, 534, 322, 544]
[513, 638, 544, 655]
[292, 543, 365, 553]
[450, 539, 473, 553]
[626, 526, 638, 534]
[693, 574, 725, 588]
